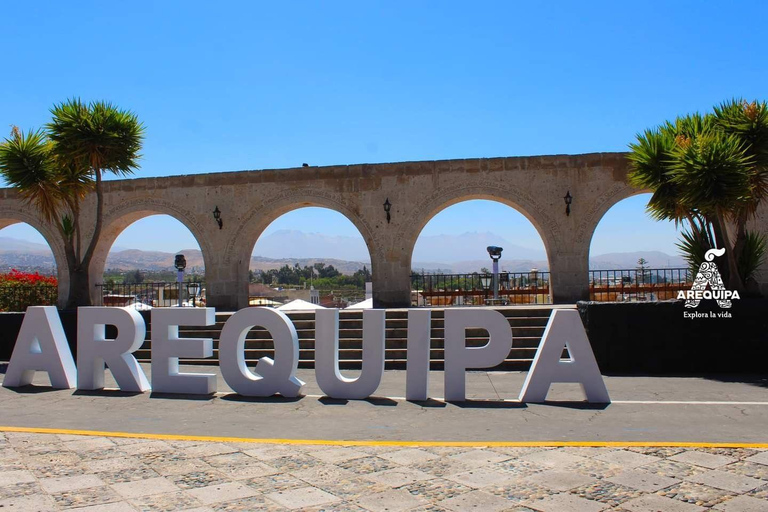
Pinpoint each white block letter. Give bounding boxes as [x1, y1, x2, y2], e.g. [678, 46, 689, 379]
[77, 307, 150, 392]
[316, 309, 384, 399]
[151, 308, 216, 394]
[519, 309, 610, 403]
[406, 309, 431, 401]
[3, 306, 76, 389]
[219, 307, 305, 397]
[444, 309, 512, 401]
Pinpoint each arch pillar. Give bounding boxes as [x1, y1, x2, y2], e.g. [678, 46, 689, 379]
[370, 246, 411, 308]
[548, 249, 590, 303]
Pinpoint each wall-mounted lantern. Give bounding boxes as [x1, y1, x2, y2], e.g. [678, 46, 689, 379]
[383, 198, 391, 224]
[564, 191, 573, 216]
[213, 206, 223, 229]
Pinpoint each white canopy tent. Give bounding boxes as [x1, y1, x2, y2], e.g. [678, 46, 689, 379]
[277, 299, 326, 311]
[346, 298, 373, 309]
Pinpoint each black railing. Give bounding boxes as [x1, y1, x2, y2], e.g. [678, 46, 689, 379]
[410, 271, 551, 306]
[588, 268, 691, 302]
[95, 282, 205, 309]
[0, 285, 58, 312]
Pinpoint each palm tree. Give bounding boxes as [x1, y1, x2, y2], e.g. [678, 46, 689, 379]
[0, 99, 144, 307]
[628, 99, 768, 295]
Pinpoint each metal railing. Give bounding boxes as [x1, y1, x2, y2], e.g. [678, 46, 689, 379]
[410, 271, 551, 306]
[588, 268, 691, 302]
[0, 285, 58, 312]
[95, 282, 205, 309]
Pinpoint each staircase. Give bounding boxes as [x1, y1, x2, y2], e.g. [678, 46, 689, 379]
[134, 306, 569, 370]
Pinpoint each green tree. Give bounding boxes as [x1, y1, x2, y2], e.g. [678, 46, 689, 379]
[628, 99, 768, 294]
[0, 100, 144, 307]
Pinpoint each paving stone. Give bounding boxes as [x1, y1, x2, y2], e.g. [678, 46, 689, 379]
[98, 465, 162, 484]
[183, 442, 240, 458]
[520, 450, 587, 468]
[51, 485, 123, 508]
[150, 457, 215, 476]
[621, 494, 707, 511]
[357, 488, 428, 511]
[311, 446, 374, 464]
[378, 448, 440, 465]
[686, 469, 764, 494]
[607, 469, 681, 492]
[212, 495, 284, 511]
[447, 449, 510, 466]
[63, 436, 116, 452]
[437, 489, 510, 511]
[671, 451, 738, 469]
[713, 495, 768, 511]
[626, 446, 686, 458]
[0, 469, 35, 487]
[527, 493, 607, 512]
[39, 473, 105, 493]
[120, 440, 175, 455]
[745, 452, 768, 466]
[338, 455, 400, 474]
[112, 476, 181, 499]
[444, 467, 513, 488]
[0, 481, 44, 499]
[404, 478, 474, 501]
[593, 449, 659, 468]
[171, 469, 230, 489]
[242, 444, 298, 460]
[204, 451, 258, 467]
[267, 486, 341, 509]
[412, 458, 473, 478]
[642, 459, 707, 479]
[187, 481, 260, 505]
[215, 460, 279, 480]
[0, 493, 60, 511]
[494, 458, 546, 478]
[524, 470, 595, 492]
[486, 480, 552, 504]
[658, 481, 736, 508]
[366, 468, 435, 487]
[724, 461, 768, 481]
[244, 473, 307, 494]
[570, 480, 642, 507]
[73, 502, 138, 512]
[130, 490, 204, 511]
[85, 455, 145, 473]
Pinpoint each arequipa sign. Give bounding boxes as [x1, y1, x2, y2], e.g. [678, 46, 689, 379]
[2, 306, 610, 403]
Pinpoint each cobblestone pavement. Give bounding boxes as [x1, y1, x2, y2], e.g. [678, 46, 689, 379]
[1, 432, 768, 511]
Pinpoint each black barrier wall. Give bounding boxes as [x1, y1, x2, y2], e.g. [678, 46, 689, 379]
[577, 300, 768, 374]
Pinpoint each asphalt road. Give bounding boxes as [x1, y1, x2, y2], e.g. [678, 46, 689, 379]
[1, 364, 767, 444]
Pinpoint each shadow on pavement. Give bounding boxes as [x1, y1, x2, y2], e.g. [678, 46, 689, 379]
[451, 400, 527, 409]
[149, 392, 216, 401]
[220, 394, 303, 403]
[74, 389, 144, 398]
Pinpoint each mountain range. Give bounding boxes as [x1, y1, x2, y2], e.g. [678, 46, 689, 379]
[0, 233, 687, 273]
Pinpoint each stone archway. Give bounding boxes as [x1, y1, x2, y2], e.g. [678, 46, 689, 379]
[0, 208, 70, 307]
[89, 198, 214, 304]
[226, 190, 376, 309]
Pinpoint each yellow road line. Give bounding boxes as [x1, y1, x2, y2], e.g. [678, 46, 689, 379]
[1, 426, 767, 448]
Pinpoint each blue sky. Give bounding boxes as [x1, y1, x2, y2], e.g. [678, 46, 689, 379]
[1, 1, 765, 259]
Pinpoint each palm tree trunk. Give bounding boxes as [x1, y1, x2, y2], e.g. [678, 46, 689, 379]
[712, 210, 744, 293]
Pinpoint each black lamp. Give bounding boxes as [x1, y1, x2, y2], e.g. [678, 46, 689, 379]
[383, 198, 391, 224]
[564, 191, 573, 216]
[213, 206, 223, 229]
